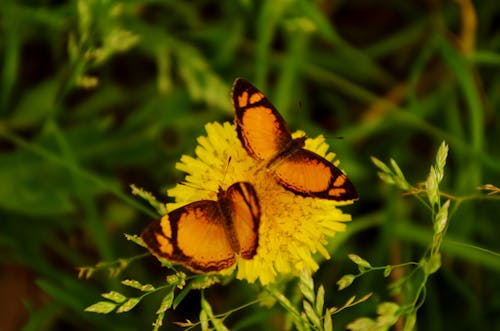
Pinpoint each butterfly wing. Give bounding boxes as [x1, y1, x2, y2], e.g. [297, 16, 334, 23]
[273, 149, 358, 201]
[233, 78, 293, 160]
[225, 182, 261, 259]
[141, 200, 236, 273]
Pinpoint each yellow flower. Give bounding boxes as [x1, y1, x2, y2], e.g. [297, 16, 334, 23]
[167, 121, 354, 285]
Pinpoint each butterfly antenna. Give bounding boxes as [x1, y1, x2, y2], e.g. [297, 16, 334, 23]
[221, 156, 232, 185]
[177, 181, 210, 193]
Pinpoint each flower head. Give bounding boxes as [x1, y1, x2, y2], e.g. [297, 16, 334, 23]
[167, 122, 354, 285]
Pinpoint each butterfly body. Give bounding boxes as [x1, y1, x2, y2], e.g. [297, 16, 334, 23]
[141, 182, 260, 273]
[232, 78, 358, 201]
[264, 136, 306, 170]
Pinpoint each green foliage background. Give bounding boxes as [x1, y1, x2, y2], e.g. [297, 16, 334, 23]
[1, 0, 499, 330]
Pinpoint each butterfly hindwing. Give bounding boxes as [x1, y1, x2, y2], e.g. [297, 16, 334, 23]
[233, 78, 292, 160]
[141, 182, 260, 273]
[232, 78, 358, 202]
[274, 149, 357, 200]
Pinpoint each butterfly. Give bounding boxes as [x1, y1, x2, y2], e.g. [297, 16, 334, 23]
[232, 78, 358, 201]
[141, 182, 261, 273]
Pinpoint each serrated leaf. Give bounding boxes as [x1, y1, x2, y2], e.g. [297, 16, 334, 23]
[121, 279, 155, 292]
[191, 274, 219, 289]
[121, 279, 142, 289]
[337, 274, 355, 290]
[156, 291, 174, 314]
[84, 301, 116, 314]
[116, 297, 140, 313]
[166, 272, 187, 287]
[101, 291, 127, 303]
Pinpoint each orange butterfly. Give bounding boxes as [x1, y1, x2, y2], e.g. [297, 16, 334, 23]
[141, 182, 260, 273]
[232, 78, 358, 201]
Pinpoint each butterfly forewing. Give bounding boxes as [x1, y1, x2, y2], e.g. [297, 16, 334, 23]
[233, 78, 292, 160]
[225, 182, 261, 259]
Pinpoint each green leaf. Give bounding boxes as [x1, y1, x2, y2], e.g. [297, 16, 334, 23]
[101, 291, 127, 303]
[346, 317, 377, 331]
[371, 156, 391, 175]
[124, 233, 146, 248]
[435, 141, 448, 183]
[121, 279, 155, 292]
[201, 296, 229, 331]
[191, 274, 219, 289]
[403, 312, 417, 331]
[173, 282, 192, 309]
[371, 156, 410, 190]
[434, 200, 450, 234]
[84, 301, 116, 314]
[390, 158, 410, 190]
[348, 254, 372, 270]
[299, 269, 315, 303]
[377, 172, 395, 185]
[324, 311, 333, 331]
[315, 285, 325, 315]
[303, 300, 321, 329]
[425, 165, 440, 207]
[130, 184, 166, 215]
[116, 297, 140, 313]
[200, 309, 209, 330]
[156, 291, 174, 314]
[166, 272, 187, 288]
[383, 266, 393, 277]
[424, 252, 442, 275]
[337, 274, 355, 290]
[152, 312, 164, 331]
